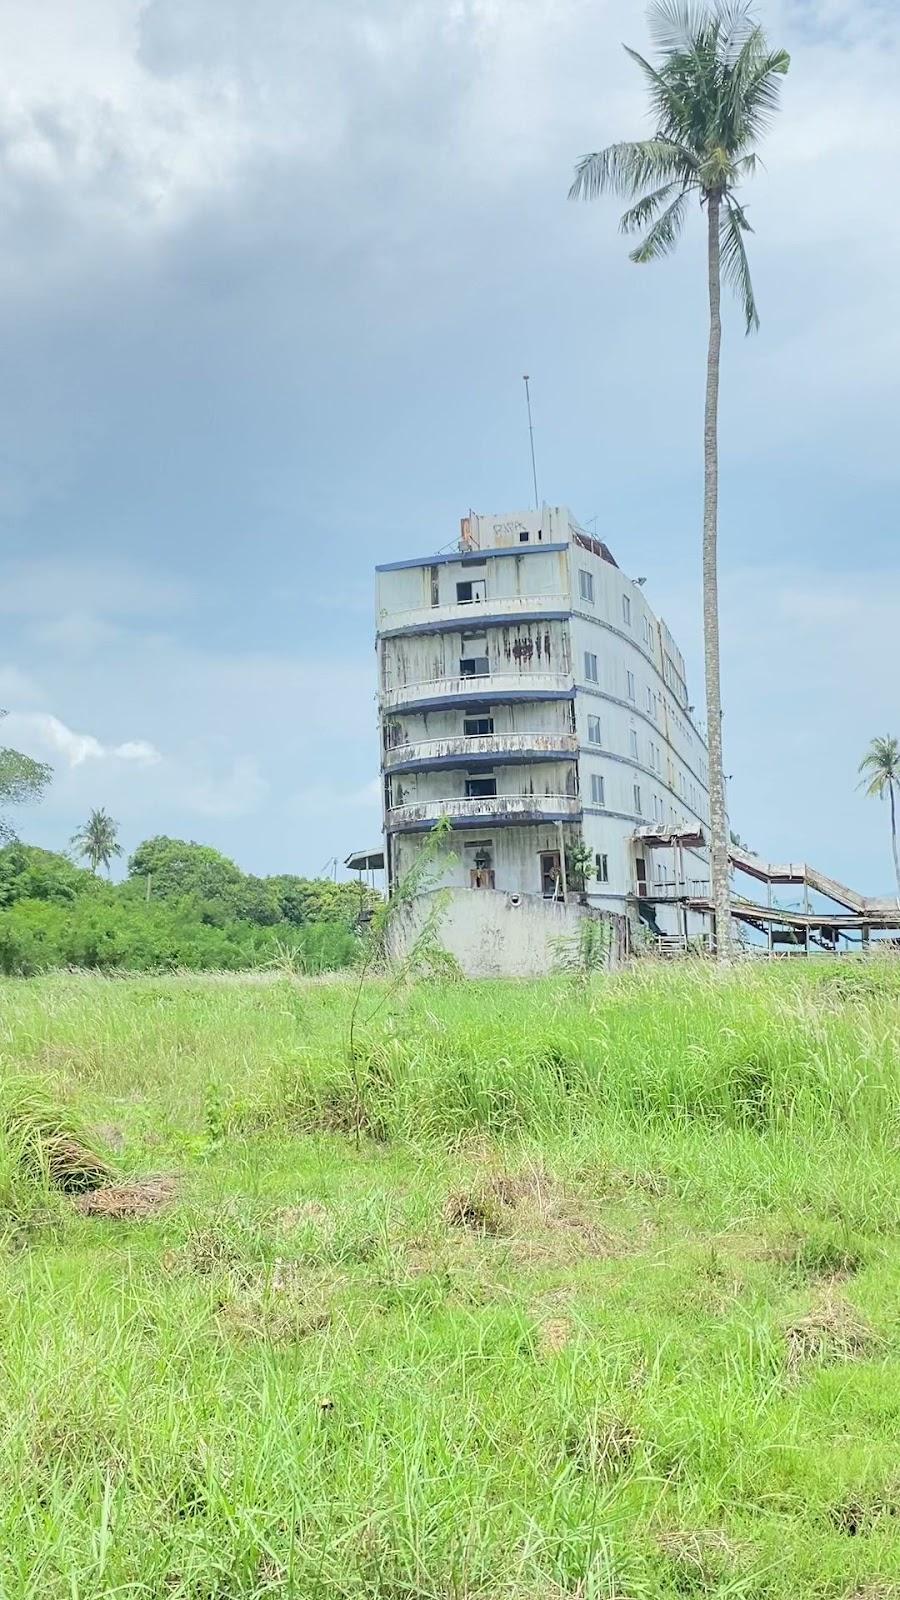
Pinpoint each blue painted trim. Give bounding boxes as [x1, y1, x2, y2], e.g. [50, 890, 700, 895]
[570, 605, 706, 744]
[376, 542, 569, 573]
[379, 608, 570, 639]
[387, 747, 577, 774]
[383, 687, 574, 713]
[582, 805, 644, 825]
[579, 742, 709, 830]
[387, 809, 582, 835]
[576, 682, 710, 806]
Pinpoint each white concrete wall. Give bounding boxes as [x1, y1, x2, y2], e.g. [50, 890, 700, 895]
[391, 822, 581, 898]
[385, 886, 625, 977]
[380, 618, 570, 691]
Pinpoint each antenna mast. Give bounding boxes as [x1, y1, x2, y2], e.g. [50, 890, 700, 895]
[523, 374, 539, 510]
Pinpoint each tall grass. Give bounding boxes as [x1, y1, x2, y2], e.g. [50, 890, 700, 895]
[0, 963, 898, 1597]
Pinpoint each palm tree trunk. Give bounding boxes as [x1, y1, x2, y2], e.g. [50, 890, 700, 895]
[702, 191, 732, 958]
[890, 781, 900, 902]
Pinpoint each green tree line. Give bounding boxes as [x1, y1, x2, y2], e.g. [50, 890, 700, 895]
[0, 835, 379, 977]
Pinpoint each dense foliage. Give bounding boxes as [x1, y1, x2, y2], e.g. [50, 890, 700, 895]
[0, 839, 376, 975]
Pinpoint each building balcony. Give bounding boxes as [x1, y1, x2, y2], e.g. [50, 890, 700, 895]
[384, 730, 578, 772]
[380, 671, 573, 714]
[378, 593, 570, 637]
[386, 794, 583, 832]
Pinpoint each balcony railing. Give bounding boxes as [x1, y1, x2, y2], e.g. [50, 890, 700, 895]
[386, 794, 582, 829]
[383, 731, 579, 771]
[380, 671, 573, 711]
[378, 593, 569, 634]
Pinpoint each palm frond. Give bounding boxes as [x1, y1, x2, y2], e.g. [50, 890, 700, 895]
[720, 198, 758, 332]
[619, 181, 680, 233]
[622, 44, 693, 133]
[726, 35, 790, 142]
[629, 190, 690, 262]
[647, 0, 716, 54]
[569, 140, 693, 202]
[859, 737, 900, 795]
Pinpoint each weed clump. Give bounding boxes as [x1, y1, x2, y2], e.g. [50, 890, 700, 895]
[0, 1073, 112, 1197]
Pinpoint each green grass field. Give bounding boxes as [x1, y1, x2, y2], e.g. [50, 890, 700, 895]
[1, 963, 899, 1599]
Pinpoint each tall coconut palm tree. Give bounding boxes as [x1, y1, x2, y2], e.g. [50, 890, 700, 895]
[569, 1, 788, 956]
[859, 737, 900, 900]
[71, 808, 122, 876]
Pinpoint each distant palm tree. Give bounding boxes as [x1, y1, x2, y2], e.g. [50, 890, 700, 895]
[859, 737, 900, 900]
[71, 808, 122, 876]
[569, 1, 788, 955]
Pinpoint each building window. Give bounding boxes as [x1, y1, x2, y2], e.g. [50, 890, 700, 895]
[622, 594, 632, 626]
[466, 841, 495, 890]
[595, 852, 609, 883]
[629, 727, 639, 759]
[587, 714, 602, 745]
[633, 783, 642, 815]
[626, 670, 635, 701]
[591, 773, 605, 805]
[641, 614, 650, 645]
[456, 579, 486, 604]
[466, 773, 497, 798]
[460, 655, 489, 677]
[646, 686, 654, 716]
[579, 569, 594, 604]
[584, 651, 599, 683]
[430, 565, 440, 607]
[519, 529, 530, 542]
[464, 714, 493, 737]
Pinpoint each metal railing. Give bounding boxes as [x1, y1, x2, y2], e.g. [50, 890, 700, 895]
[380, 671, 573, 710]
[383, 731, 579, 769]
[387, 794, 582, 826]
[378, 593, 569, 632]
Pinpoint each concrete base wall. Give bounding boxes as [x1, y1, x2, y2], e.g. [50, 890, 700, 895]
[385, 886, 628, 978]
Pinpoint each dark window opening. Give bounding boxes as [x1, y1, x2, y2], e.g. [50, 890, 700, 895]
[468, 842, 495, 889]
[429, 565, 439, 607]
[460, 656, 489, 677]
[540, 850, 563, 899]
[519, 530, 530, 542]
[464, 715, 494, 737]
[465, 774, 497, 798]
[456, 579, 486, 604]
[595, 853, 609, 883]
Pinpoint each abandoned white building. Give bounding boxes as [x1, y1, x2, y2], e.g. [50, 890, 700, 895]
[375, 506, 713, 963]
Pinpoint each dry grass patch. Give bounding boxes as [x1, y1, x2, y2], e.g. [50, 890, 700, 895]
[445, 1164, 616, 1262]
[785, 1290, 879, 1371]
[76, 1173, 178, 1219]
[655, 1527, 748, 1586]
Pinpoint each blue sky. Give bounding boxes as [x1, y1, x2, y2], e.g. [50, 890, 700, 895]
[1, 0, 898, 892]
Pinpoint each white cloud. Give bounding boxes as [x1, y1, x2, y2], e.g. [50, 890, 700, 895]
[5, 711, 161, 768]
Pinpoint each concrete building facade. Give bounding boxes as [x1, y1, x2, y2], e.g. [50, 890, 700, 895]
[376, 506, 712, 944]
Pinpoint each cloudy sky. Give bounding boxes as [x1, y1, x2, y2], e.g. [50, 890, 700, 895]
[1, 0, 898, 891]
